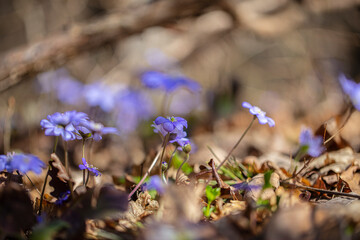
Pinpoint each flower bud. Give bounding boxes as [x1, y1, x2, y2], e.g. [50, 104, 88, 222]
[161, 161, 168, 171]
[182, 143, 191, 154]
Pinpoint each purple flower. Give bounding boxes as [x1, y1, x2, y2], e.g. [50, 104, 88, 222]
[40, 111, 88, 141]
[36, 68, 84, 105]
[141, 71, 201, 93]
[116, 89, 153, 134]
[54, 191, 71, 205]
[0, 153, 45, 175]
[56, 77, 84, 105]
[152, 116, 188, 141]
[339, 74, 360, 110]
[232, 182, 262, 191]
[146, 175, 165, 194]
[173, 137, 192, 153]
[77, 120, 118, 141]
[79, 158, 101, 177]
[299, 128, 324, 157]
[242, 102, 275, 127]
[83, 82, 117, 112]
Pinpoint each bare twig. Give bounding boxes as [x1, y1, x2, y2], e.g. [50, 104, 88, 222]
[281, 181, 360, 199]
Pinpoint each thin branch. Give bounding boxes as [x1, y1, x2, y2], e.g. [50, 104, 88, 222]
[281, 181, 360, 199]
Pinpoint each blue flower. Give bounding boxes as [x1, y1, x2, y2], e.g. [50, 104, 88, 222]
[77, 120, 118, 141]
[242, 102, 275, 127]
[116, 89, 153, 134]
[0, 153, 45, 175]
[40, 111, 88, 141]
[55, 76, 84, 105]
[54, 190, 71, 205]
[79, 158, 101, 176]
[83, 82, 117, 112]
[299, 128, 324, 157]
[152, 116, 188, 141]
[36, 68, 84, 105]
[339, 74, 360, 110]
[141, 71, 201, 93]
[146, 175, 165, 194]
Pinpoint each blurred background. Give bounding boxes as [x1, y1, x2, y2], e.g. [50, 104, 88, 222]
[0, 0, 360, 177]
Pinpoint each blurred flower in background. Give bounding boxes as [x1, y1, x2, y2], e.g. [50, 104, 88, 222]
[37, 68, 84, 105]
[115, 89, 154, 134]
[83, 82, 118, 112]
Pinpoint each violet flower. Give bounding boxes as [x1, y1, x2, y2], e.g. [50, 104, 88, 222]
[146, 175, 165, 194]
[339, 74, 360, 111]
[40, 111, 88, 141]
[0, 153, 45, 175]
[79, 158, 101, 177]
[77, 120, 118, 141]
[83, 82, 117, 112]
[242, 102, 275, 127]
[116, 89, 153, 134]
[152, 116, 188, 141]
[141, 71, 201, 93]
[299, 127, 324, 157]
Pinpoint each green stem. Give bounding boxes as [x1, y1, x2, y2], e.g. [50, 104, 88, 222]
[128, 150, 162, 200]
[176, 153, 189, 182]
[217, 116, 256, 170]
[82, 139, 86, 186]
[165, 148, 177, 181]
[158, 134, 170, 177]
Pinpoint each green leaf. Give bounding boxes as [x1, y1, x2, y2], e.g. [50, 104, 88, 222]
[263, 170, 273, 189]
[172, 153, 193, 174]
[205, 185, 220, 203]
[31, 220, 69, 240]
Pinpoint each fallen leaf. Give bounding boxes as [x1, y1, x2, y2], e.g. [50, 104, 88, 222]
[340, 166, 360, 195]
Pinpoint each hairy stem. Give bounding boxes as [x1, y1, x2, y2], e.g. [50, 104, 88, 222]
[128, 150, 162, 200]
[176, 154, 189, 183]
[217, 116, 256, 170]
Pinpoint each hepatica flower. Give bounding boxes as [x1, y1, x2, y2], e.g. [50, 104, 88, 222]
[116, 89, 153, 134]
[242, 102, 275, 127]
[77, 120, 118, 141]
[40, 111, 88, 141]
[0, 153, 45, 175]
[54, 190, 71, 205]
[146, 175, 165, 194]
[83, 82, 117, 112]
[141, 71, 201, 93]
[339, 74, 360, 110]
[79, 158, 101, 177]
[299, 128, 324, 157]
[152, 116, 188, 141]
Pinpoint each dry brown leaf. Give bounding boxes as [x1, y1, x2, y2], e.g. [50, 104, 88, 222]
[220, 200, 246, 217]
[50, 153, 70, 182]
[308, 147, 360, 175]
[245, 173, 280, 202]
[340, 166, 360, 195]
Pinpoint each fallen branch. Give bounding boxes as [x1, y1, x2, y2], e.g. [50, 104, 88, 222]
[0, 0, 233, 92]
[281, 181, 360, 199]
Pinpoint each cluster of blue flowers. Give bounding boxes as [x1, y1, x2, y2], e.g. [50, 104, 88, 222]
[152, 116, 191, 152]
[37, 69, 154, 134]
[0, 152, 45, 175]
[40, 110, 118, 175]
[40, 111, 117, 142]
